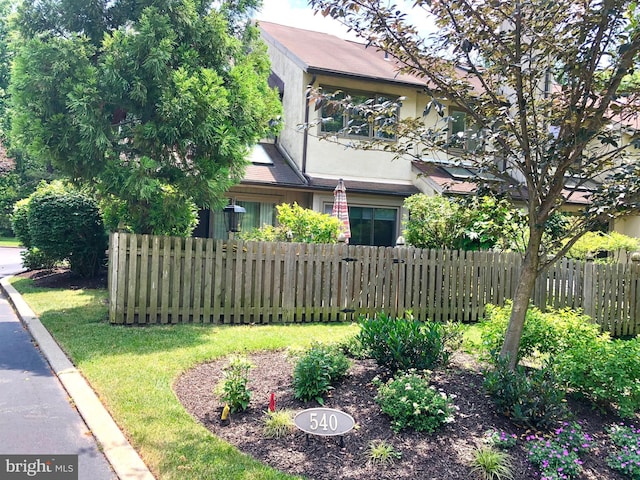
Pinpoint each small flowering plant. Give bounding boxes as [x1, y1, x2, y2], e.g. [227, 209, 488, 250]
[607, 423, 640, 478]
[374, 370, 455, 433]
[554, 422, 592, 455]
[485, 429, 518, 449]
[526, 436, 583, 480]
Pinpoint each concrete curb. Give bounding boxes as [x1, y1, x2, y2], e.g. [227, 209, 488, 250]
[0, 276, 155, 480]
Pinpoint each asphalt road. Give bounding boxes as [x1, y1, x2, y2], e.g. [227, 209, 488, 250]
[0, 247, 24, 278]
[0, 247, 117, 479]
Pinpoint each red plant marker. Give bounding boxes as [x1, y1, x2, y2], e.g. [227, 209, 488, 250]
[268, 392, 276, 412]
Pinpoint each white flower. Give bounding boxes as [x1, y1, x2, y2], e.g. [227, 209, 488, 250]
[405, 383, 413, 391]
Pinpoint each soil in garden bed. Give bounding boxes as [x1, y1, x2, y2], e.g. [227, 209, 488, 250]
[174, 350, 628, 480]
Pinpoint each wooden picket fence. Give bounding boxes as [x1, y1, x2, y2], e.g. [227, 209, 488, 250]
[108, 232, 640, 335]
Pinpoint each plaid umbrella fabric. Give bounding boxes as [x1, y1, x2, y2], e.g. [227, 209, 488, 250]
[332, 178, 351, 242]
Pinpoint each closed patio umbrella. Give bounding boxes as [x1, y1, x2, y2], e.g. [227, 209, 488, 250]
[332, 178, 351, 242]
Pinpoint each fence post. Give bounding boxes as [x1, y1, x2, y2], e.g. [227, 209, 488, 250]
[583, 254, 594, 319]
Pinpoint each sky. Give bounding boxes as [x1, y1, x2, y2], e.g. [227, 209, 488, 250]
[256, 1, 436, 41]
[256, 0, 358, 40]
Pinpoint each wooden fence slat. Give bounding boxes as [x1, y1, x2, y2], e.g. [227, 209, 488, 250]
[126, 234, 138, 324]
[148, 236, 160, 324]
[202, 238, 215, 323]
[138, 235, 150, 323]
[191, 238, 204, 322]
[160, 237, 171, 324]
[182, 237, 193, 323]
[108, 233, 120, 323]
[171, 237, 183, 324]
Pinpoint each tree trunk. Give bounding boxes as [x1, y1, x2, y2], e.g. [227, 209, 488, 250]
[499, 228, 543, 370]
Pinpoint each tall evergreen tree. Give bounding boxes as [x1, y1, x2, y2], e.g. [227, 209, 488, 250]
[10, 0, 281, 234]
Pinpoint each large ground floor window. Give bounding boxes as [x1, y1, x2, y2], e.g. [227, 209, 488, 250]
[194, 200, 276, 239]
[324, 204, 398, 246]
[349, 206, 397, 246]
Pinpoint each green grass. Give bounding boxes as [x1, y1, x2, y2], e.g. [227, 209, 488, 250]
[0, 236, 21, 248]
[10, 277, 358, 480]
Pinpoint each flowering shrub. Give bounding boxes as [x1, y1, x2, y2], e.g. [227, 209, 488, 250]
[374, 370, 455, 433]
[525, 423, 591, 480]
[607, 423, 640, 478]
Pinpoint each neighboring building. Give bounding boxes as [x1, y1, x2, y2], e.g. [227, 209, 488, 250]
[196, 21, 639, 244]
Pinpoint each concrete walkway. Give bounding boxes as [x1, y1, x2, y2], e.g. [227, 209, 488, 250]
[0, 249, 155, 480]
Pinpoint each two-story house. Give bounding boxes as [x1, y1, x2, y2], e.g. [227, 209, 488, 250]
[194, 21, 640, 245]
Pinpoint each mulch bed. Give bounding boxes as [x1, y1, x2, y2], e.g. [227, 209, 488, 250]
[174, 350, 628, 480]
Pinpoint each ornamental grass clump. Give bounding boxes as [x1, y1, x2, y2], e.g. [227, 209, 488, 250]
[374, 370, 455, 433]
[470, 445, 515, 480]
[263, 409, 295, 439]
[365, 440, 402, 466]
[607, 423, 640, 478]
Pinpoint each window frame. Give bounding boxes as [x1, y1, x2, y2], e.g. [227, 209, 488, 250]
[319, 86, 399, 141]
[447, 107, 481, 153]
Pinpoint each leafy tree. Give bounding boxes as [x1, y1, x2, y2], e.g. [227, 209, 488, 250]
[240, 202, 342, 243]
[310, 0, 640, 368]
[9, 0, 281, 235]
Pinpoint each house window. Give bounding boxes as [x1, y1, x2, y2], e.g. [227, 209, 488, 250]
[449, 108, 481, 152]
[320, 88, 398, 140]
[325, 204, 398, 246]
[212, 200, 276, 239]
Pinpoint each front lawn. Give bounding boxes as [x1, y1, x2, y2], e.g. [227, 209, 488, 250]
[10, 278, 358, 479]
[0, 236, 21, 248]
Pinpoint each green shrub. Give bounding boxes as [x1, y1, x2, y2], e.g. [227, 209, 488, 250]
[100, 187, 198, 237]
[567, 230, 639, 262]
[374, 370, 454, 433]
[292, 343, 350, 404]
[483, 356, 566, 429]
[480, 303, 600, 362]
[24, 181, 107, 277]
[20, 247, 59, 270]
[336, 333, 370, 360]
[220, 356, 253, 413]
[555, 335, 640, 418]
[11, 198, 31, 248]
[357, 312, 459, 372]
[240, 202, 342, 243]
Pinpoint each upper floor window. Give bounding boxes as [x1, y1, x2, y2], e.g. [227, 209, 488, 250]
[449, 108, 481, 152]
[320, 87, 398, 140]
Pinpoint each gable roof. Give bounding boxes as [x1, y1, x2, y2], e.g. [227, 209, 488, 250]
[259, 21, 426, 88]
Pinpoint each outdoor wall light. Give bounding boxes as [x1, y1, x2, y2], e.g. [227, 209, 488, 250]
[223, 202, 246, 233]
